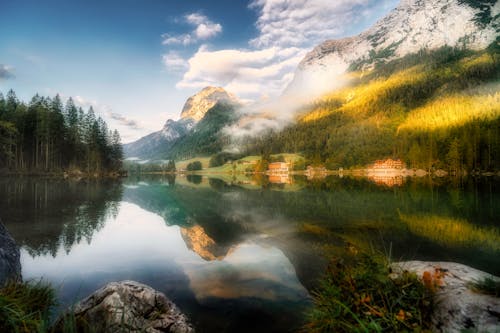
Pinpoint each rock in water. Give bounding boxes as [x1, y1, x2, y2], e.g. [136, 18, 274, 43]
[392, 261, 500, 333]
[56, 280, 194, 333]
[0, 221, 22, 285]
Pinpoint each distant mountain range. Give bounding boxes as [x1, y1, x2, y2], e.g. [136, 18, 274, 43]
[124, 87, 239, 160]
[125, 0, 499, 169]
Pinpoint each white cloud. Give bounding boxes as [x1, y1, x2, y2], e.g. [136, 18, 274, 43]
[162, 13, 222, 46]
[195, 22, 222, 39]
[176, 45, 306, 98]
[185, 13, 207, 25]
[172, 0, 397, 101]
[249, 0, 397, 48]
[162, 34, 193, 46]
[71, 95, 147, 142]
[162, 51, 188, 72]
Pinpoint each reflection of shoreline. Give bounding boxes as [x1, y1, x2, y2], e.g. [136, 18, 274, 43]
[367, 174, 405, 187]
[268, 174, 292, 184]
[399, 213, 500, 252]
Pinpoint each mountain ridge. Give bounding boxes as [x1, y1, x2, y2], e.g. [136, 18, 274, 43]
[285, 0, 499, 97]
[124, 86, 239, 159]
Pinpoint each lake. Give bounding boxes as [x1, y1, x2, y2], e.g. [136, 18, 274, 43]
[1, 174, 499, 332]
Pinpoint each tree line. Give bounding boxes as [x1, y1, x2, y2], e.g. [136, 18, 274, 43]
[0, 90, 123, 174]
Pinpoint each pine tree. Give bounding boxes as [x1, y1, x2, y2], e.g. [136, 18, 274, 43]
[0, 90, 123, 173]
[446, 138, 461, 175]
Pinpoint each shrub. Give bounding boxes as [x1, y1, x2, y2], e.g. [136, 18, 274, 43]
[186, 161, 202, 171]
[304, 251, 433, 332]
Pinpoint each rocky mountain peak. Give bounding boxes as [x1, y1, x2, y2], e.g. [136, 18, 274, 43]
[286, 0, 499, 98]
[180, 86, 239, 122]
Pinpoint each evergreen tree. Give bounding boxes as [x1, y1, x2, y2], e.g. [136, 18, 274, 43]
[446, 138, 461, 175]
[0, 90, 123, 173]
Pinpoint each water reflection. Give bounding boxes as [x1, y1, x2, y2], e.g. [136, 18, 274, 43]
[120, 175, 500, 276]
[184, 243, 308, 302]
[399, 214, 500, 251]
[0, 178, 122, 257]
[18, 200, 310, 332]
[1, 175, 499, 332]
[180, 225, 231, 261]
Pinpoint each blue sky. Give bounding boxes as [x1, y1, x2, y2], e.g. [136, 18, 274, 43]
[0, 0, 398, 142]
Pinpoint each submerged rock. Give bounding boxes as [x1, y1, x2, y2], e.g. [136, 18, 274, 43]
[56, 280, 194, 333]
[392, 261, 500, 333]
[0, 220, 22, 285]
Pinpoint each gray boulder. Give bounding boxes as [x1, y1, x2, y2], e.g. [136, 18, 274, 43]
[0, 221, 22, 285]
[56, 280, 194, 333]
[392, 261, 500, 333]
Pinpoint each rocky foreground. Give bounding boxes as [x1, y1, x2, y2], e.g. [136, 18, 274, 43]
[392, 261, 500, 333]
[0, 220, 21, 285]
[54, 280, 194, 333]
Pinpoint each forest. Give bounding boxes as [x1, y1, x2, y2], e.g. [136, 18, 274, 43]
[241, 46, 500, 172]
[0, 90, 123, 174]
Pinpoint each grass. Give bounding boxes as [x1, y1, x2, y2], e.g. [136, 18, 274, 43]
[0, 281, 154, 333]
[304, 250, 434, 333]
[0, 280, 56, 333]
[175, 157, 211, 170]
[201, 153, 304, 173]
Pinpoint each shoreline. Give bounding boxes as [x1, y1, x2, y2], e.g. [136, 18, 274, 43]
[128, 168, 500, 178]
[0, 170, 127, 179]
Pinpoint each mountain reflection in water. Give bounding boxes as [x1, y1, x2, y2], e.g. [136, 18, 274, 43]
[1, 175, 499, 332]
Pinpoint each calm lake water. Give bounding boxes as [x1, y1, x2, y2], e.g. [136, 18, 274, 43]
[1, 174, 499, 332]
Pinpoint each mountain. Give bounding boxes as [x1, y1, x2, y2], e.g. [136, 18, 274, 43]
[286, 0, 499, 97]
[166, 102, 240, 160]
[245, 0, 500, 171]
[180, 86, 239, 121]
[123, 118, 195, 159]
[124, 86, 239, 159]
[258, 45, 499, 170]
[126, 0, 499, 169]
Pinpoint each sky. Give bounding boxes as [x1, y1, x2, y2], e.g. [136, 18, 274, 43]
[0, 0, 399, 143]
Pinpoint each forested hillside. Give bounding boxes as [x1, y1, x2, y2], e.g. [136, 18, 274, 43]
[0, 90, 123, 174]
[245, 46, 500, 171]
[165, 102, 238, 160]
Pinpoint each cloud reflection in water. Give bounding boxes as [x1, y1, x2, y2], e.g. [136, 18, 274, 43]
[20, 202, 309, 305]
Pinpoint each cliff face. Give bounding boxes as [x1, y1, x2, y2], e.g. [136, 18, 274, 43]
[286, 0, 499, 97]
[180, 86, 239, 122]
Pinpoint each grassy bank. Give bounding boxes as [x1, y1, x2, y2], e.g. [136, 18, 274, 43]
[304, 250, 434, 332]
[0, 281, 56, 333]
